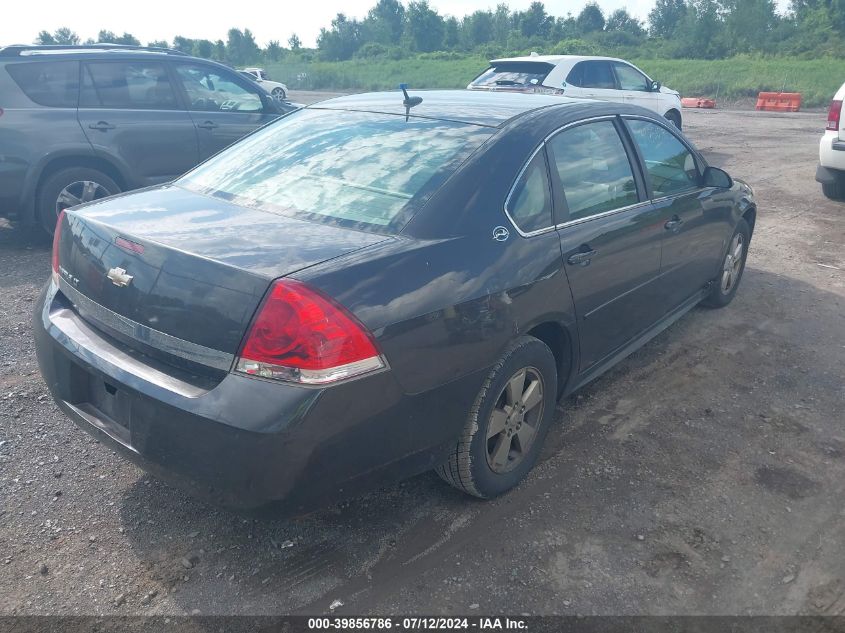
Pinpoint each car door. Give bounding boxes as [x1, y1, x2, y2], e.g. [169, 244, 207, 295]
[547, 118, 665, 372]
[172, 62, 279, 160]
[565, 61, 621, 103]
[77, 60, 200, 187]
[622, 116, 733, 312]
[612, 62, 658, 113]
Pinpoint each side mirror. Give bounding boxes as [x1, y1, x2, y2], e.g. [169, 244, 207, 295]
[651, 80, 661, 92]
[702, 166, 733, 189]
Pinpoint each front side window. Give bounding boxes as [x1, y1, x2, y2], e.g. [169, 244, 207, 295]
[567, 61, 616, 90]
[175, 64, 263, 113]
[547, 120, 639, 221]
[613, 63, 649, 92]
[506, 151, 553, 234]
[178, 109, 493, 233]
[6, 61, 79, 108]
[626, 119, 700, 197]
[80, 62, 178, 109]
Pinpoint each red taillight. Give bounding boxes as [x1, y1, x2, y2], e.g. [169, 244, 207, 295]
[51, 210, 66, 283]
[235, 279, 384, 385]
[827, 99, 842, 131]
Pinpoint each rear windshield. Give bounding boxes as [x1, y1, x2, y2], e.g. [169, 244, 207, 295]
[6, 61, 79, 107]
[469, 62, 554, 89]
[178, 108, 494, 233]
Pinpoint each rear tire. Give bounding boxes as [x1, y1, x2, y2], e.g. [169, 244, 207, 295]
[436, 336, 557, 499]
[36, 167, 120, 235]
[702, 218, 750, 309]
[822, 173, 845, 201]
[665, 110, 682, 130]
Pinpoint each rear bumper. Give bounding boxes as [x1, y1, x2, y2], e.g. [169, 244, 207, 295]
[33, 281, 484, 511]
[816, 164, 842, 185]
[819, 132, 845, 173]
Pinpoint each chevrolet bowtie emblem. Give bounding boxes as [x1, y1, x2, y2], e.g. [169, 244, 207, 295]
[107, 267, 134, 288]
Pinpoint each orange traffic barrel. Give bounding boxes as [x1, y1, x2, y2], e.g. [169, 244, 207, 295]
[681, 97, 716, 109]
[756, 92, 802, 112]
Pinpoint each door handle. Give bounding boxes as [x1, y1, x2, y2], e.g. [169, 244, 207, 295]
[567, 249, 597, 266]
[196, 120, 219, 130]
[88, 121, 115, 131]
[664, 216, 684, 232]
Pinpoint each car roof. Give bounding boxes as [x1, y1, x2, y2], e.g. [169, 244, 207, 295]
[0, 44, 191, 59]
[489, 54, 623, 66]
[309, 89, 592, 127]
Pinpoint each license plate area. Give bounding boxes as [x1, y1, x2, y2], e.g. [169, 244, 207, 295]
[87, 378, 132, 430]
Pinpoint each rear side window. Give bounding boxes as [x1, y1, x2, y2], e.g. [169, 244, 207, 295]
[626, 119, 700, 197]
[80, 62, 179, 110]
[470, 62, 554, 89]
[547, 120, 639, 221]
[567, 61, 615, 89]
[506, 151, 553, 234]
[178, 109, 493, 233]
[6, 61, 79, 107]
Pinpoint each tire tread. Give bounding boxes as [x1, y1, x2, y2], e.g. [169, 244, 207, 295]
[435, 337, 541, 498]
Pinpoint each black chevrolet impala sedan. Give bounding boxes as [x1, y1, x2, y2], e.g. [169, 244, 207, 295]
[34, 91, 756, 511]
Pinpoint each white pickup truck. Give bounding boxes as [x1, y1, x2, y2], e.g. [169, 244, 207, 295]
[816, 81, 845, 200]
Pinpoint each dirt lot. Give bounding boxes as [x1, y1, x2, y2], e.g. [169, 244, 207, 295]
[1, 105, 844, 616]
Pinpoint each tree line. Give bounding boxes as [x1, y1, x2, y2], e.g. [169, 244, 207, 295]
[33, 0, 845, 66]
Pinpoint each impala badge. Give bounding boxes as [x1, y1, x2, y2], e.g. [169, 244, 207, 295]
[107, 267, 133, 288]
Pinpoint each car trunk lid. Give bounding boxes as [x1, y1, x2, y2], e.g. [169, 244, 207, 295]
[54, 185, 388, 364]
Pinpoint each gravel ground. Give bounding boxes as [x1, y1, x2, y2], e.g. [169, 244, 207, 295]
[1, 106, 844, 616]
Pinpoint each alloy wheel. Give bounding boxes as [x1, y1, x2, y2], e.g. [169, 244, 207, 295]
[721, 233, 745, 294]
[486, 367, 545, 474]
[55, 180, 113, 217]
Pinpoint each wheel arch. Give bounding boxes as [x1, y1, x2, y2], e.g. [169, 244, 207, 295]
[23, 153, 129, 225]
[526, 320, 575, 398]
[664, 108, 682, 128]
[741, 205, 757, 238]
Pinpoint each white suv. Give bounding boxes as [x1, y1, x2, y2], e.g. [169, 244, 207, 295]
[239, 68, 288, 100]
[816, 81, 845, 200]
[467, 55, 683, 129]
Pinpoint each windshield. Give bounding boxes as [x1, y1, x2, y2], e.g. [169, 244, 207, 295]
[178, 108, 494, 233]
[470, 62, 554, 88]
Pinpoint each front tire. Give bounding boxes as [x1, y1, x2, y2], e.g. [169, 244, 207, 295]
[665, 109, 682, 130]
[36, 167, 119, 235]
[271, 87, 286, 100]
[436, 336, 557, 499]
[702, 218, 750, 309]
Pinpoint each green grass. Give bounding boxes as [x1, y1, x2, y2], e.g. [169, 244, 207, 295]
[266, 55, 487, 93]
[266, 55, 840, 108]
[631, 57, 841, 107]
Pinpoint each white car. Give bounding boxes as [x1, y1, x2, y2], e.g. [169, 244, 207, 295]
[239, 68, 288, 100]
[467, 55, 683, 129]
[816, 81, 845, 200]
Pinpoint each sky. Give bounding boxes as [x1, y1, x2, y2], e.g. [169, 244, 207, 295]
[2, 0, 792, 49]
